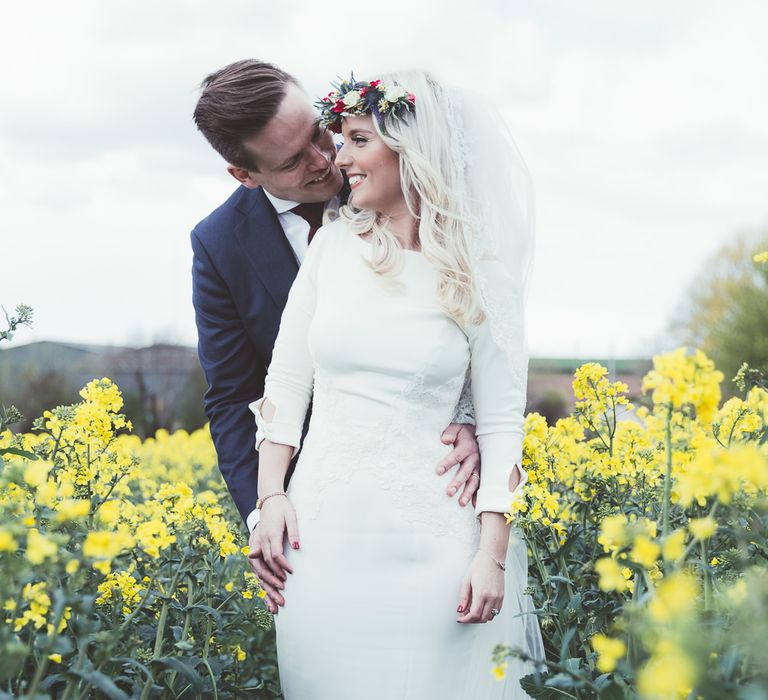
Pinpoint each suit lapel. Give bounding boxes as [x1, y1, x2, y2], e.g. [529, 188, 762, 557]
[234, 187, 299, 310]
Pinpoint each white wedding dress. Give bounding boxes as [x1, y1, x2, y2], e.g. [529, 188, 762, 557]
[250, 219, 543, 699]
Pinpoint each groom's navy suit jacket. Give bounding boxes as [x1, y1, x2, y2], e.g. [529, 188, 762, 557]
[191, 185, 306, 525]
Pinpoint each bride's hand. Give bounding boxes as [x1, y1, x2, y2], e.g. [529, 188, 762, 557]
[247, 495, 299, 614]
[456, 550, 504, 624]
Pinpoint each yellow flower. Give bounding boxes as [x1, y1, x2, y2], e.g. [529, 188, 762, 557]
[23, 461, 52, 488]
[662, 530, 686, 562]
[54, 499, 91, 522]
[48, 653, 62, 663]
[96, 499, 121, 526]
[710, 557, 719, 566]
[753, 251, 768, 263]
[233, 644, 246, 662]
[598, 514, 627, 553]
[83, 529, 135, 570]
[630, 535, 661, 569]
[25, 528, 58, 565]
[637, 639, 696, 699]
[79, 377, 124, 412]
[96, 570, 146, 615]
[595, 558, 629, 593]
[641, 347, 724, 425]
[14, 582, 51, 631]
[491, 661, 508, 680]
[689, 516, 716, 540]
[592, 633, 626, 672]
[648, 572, 698, 622]
[676, 444, 768, 508]
[66, 559, 80, 574]
[0, 528, 18, 553]
[224, 582, 234, 592]
[135, 519, 175, 559]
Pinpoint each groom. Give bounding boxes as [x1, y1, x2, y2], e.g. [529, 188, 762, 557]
[191, 59, 481, 613]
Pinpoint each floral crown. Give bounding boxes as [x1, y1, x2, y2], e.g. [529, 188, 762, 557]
[315, 74, 415, 134]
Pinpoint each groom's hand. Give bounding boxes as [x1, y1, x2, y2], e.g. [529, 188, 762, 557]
[248, 494, 299, 614]
[437, 423, 480, 508]
[247, 525, 284, 615]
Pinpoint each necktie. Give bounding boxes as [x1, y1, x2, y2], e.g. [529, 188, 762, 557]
[290, 202, 325, 244]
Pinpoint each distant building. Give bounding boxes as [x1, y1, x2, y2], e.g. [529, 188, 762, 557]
[528, 357, 653, 425]
[0, 341, 206, 435]
[1, 341, 652, 434]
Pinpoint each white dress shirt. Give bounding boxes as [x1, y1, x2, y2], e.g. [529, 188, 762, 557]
[262, 190, 311, 264]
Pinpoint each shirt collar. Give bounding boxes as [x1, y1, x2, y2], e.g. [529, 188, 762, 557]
[262, 188, 299, 215]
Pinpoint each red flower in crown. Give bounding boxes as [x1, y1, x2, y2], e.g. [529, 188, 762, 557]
[315, 74, 415, 135]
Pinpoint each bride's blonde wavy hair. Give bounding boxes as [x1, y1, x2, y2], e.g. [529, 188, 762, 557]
[339, 70, 483, 328]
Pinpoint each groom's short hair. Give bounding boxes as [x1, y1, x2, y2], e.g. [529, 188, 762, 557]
[193, 59, 299, 171]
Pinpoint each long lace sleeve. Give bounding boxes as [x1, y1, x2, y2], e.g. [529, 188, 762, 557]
[247, 228, 329, 455]
[450, 370, 476, 425]
[468, 312, 529, 517]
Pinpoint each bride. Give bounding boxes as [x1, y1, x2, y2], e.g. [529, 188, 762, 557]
[249, 70, 544, 698]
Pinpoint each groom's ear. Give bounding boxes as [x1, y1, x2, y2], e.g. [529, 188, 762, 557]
[227, 164, 263, 190]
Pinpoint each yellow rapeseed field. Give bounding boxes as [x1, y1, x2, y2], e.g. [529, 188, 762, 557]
[2, 336, 768, 697]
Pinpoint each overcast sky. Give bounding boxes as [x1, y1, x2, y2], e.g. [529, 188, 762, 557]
[2, 0, 767, 359]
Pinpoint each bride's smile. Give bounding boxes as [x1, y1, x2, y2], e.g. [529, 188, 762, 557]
[335, 115, 404, 216]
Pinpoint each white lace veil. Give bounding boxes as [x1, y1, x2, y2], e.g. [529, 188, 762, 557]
[441, 86, 545, 680]
[441, 86, 536, 390]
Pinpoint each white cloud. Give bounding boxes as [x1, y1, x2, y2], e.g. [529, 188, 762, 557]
[2, 0, 767, 359]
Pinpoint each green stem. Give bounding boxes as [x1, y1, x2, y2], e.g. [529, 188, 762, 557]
[627, 574, 641, 667]
[139, 550, 187, 700]
[661, 404, 673, 542]
[166, 576, 195, 692]
[61, 641, 88, 700]
[24, 602, 65, 698]
[701, 539, 712, 611]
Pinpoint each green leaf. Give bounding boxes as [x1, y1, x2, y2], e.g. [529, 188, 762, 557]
[562, 657, 581, 674]
[112, 656, 154, 684]
[520, 673, 578, 699]
[0, 446, 37, 459]
[151, 656, 205, 693]
[61, 670, 131, 700]
[186, 603, 224, 632]
[548, 575, 575, 586]
[559, 629, 577, 663]
[547, 672, 581, 689]
[597, 679, 629, 700]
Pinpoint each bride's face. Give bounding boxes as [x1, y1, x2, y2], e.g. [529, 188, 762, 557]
[336, 115, 403, 214]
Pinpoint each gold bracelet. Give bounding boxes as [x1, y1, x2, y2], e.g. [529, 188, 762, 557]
[480, 549, 506, 571]
[255, 491, 287, 510]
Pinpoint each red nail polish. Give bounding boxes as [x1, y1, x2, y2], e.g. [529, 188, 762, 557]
[292, 542, 299, 549]
[457, 605, 464, 613]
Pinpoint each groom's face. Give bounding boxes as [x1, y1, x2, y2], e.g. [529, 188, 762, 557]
[228, 83, 344, 203]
